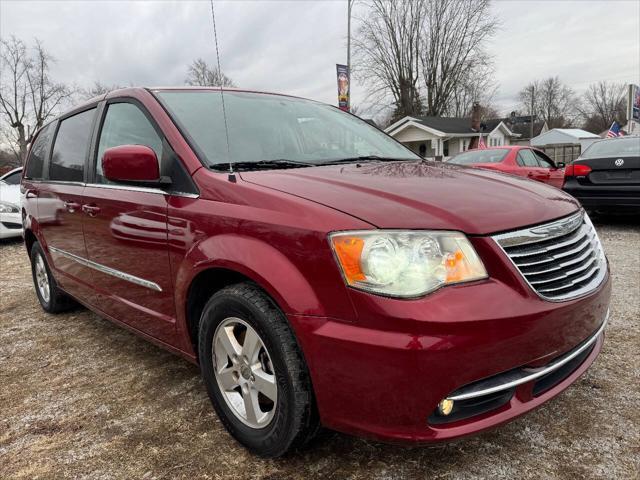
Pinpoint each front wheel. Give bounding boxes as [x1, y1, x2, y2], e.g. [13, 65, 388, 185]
[198, 282, 318, 457]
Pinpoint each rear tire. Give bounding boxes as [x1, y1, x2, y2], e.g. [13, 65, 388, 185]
[198, 282, 318, 457]
[30, 241, 76, 313]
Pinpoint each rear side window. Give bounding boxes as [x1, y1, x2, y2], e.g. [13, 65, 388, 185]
[25, 123, 55, 180]
[50, 108, 96, 182]
[95, 102, 163, 183]
[517, 149, 540, 167]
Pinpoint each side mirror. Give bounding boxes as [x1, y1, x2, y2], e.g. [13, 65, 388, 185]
[555, 161, 566, 169]
[102, 145, 170, 186]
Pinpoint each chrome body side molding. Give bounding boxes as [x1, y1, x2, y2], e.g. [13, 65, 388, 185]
[447, 310, 609, 401]
[48, 246, 163, 292]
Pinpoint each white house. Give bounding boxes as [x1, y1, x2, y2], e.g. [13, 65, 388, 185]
[530, 128, 600, 164]
[385, 116, 518, 159]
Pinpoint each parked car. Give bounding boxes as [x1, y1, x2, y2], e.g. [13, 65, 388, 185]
[448, 146, 566, 188]
[21, 88, 610, 457]
[0, 167, 23, 239]
[563, 136, 640, 212]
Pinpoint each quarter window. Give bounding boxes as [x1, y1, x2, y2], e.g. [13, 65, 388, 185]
[25, 123, 55, 180]
[95, 103, 163, 183]
[50, 109, 96, 182]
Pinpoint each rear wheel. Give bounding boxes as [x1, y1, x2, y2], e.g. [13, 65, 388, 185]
[30, 242, 76, 313]
[198, 282, 318, 457]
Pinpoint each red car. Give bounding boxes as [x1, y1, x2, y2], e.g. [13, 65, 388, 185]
[448, 146, 566, 188]
[21, 88, 610, 457]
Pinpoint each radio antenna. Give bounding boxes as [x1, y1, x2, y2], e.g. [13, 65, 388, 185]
[209, 0, 234, 179]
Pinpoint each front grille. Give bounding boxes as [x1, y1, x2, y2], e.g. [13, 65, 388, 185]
[493, 211, 606, 301]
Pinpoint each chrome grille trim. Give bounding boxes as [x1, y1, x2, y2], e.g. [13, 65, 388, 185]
[493, 210, 607, 302]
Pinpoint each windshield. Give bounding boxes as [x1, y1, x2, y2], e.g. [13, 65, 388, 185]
[581, 137, 640, 158]
[155, 91, 419, 167]
[448, 149, 509, 165]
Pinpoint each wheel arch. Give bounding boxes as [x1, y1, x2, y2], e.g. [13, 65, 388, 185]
[178, 234, 323, 358]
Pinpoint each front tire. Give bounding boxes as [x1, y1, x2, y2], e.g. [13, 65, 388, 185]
[198, 282, 318, 457]
[30, 241, 76, 313]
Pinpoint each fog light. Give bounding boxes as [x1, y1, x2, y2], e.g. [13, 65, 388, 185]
[438, 398, 454, 416]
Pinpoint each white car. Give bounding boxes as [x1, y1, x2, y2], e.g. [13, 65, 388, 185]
[0, 167, 23, 239]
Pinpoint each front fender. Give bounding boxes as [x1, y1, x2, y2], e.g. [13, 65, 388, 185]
[175, 233, 325, 318]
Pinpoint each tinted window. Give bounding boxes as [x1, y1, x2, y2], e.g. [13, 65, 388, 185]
[156, 91, 419, 167]
[581, 137, 640, 158]
[96, 103, 163, 183]
[25, 123, 55, 180]
[50, 109, 96, 182]
[1, 170, 22, 184]
[448, 149, 509, 165]
[517, 149, 540, 167]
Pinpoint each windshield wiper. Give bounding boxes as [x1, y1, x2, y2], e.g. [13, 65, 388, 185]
[319, 155, 411, 165]
[209, 159, 313, 171]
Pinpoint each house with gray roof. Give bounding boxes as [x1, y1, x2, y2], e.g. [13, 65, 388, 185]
[385, 115, 521, 159]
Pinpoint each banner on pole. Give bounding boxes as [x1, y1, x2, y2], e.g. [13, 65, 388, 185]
[630, 84, 640, 123]
[336, 64, 350, 111]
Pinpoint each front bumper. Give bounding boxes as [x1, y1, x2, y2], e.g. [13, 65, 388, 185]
[0, 212, 22, 239]
[289, 237, 611, 443]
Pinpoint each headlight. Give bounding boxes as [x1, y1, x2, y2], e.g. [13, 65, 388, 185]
[0, 201, 19, 214]
[329, 230, 487, 297]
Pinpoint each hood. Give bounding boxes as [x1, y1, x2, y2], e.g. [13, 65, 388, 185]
[240, 161, 580, 235]
[0, 183, 21, 205]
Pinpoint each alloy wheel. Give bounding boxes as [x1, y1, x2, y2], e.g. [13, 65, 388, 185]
[212, 317, 278, 428]
[35, 253, 50, 303]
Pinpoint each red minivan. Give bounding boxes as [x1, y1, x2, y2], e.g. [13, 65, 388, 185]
[21, 88, 610, 457]
[448, 146, 566, 188]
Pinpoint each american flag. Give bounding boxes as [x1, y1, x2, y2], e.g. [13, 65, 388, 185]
[478, 133, 487, 149]
[606, 121, 624, 138]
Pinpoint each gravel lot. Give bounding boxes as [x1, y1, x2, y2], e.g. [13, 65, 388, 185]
[1, 216, 638, 480]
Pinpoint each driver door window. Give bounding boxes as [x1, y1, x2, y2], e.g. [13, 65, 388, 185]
[95, 102, 163, 183]
[517, 149, 540, 168]
[533, 151, 555, 169]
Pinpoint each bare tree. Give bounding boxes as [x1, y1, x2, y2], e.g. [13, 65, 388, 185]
[80, 81, 125, 100]
[185, 58, 235, 87]
[420, 0, 498, 116]
[354, 0, 498, 121]
[519, 76, 577, 129]
[353, 0, 426, 122]
[0, 36, 73, 162]
[445, 60, 498, 117]
[579, 81, 627, 133]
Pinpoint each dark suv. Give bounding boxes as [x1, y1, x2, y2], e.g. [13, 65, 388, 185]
[21, 87, 611, 457]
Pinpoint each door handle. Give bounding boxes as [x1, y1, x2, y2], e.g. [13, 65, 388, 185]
[527, 172, 535, 177]
[82, 204, 101, 217]
[64, 200, 81, 213]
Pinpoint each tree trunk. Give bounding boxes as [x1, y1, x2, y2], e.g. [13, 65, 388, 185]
[17, 124, 28, 164]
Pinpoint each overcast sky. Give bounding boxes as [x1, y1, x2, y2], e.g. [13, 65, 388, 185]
[1, 0, 639, 118]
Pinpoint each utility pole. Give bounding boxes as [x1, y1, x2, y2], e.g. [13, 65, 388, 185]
[347, 0, 352, 111]
[530, 85, 535, 140]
